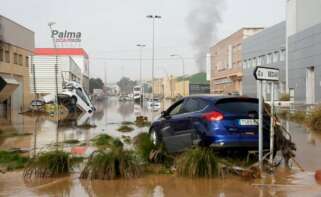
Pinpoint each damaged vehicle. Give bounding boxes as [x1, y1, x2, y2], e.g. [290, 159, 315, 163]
[149, 96, 270, 153]
[43, 81, 95, 114]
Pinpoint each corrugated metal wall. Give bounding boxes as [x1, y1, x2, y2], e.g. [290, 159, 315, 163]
[31, 56, 63, 94]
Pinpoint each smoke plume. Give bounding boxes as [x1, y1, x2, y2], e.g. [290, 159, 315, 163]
[186, 0, 225, 72]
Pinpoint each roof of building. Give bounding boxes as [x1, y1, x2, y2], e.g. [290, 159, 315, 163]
[34, 48, 89, 58]
[177, 72, 209, 85]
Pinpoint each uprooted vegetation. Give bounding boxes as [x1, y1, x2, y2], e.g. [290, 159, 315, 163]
[0, 150, 29, 171]
[23, 150, 75, 179]
[134, 133, 174, 166]
[176, 147, 220, 178]
[277, 105, 321, 132]
[135, 116, 151, 128]
[305, 106, 321, 132]
[80, 140, 142, 180]
[117, 125, 134, 132]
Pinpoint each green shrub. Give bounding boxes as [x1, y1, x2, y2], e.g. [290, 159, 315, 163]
[135, 116, 151, 128]
[176, 147, 219, 178]
[134, 133, 155, 162]
[23, 150, 73, 179]
[289, 111, 306, 124]
[121, 121, 135, 125]
[306, 105, 321, 132]
[80, 149, 142, 180]
[91, 134, 113, 147]
[279, 93, 290, 101]
[121, 135, 132, 144]
[0, 150, 29, 171]
[117, 125, 134, 132]
[277, 110, 289, 120]
[63, 139, 80, 144]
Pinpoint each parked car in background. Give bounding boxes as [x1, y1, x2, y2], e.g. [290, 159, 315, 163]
[29, 99, 45, 112]
[149, 96, 270, 153]
[145, 98, 161, 111]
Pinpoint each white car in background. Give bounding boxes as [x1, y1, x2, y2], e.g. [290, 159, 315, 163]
[145, 98, 161, 111]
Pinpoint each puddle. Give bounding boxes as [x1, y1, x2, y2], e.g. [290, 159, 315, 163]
[1, 97, 321, 196]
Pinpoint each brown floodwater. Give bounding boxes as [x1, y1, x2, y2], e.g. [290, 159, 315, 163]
[1, 97, 321, 196]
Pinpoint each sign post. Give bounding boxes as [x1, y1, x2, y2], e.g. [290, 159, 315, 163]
[253, 66, 279, 171]
[269, 82, 275, 165]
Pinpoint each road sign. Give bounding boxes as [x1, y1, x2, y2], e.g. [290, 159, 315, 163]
[253, 66, 280, 173]
[253, 66, 279, 81]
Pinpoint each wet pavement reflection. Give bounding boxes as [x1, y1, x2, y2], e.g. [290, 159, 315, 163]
[1, 97, 321, 196]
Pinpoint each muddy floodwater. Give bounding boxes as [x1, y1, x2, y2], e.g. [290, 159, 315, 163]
[1, 97, 321, 197]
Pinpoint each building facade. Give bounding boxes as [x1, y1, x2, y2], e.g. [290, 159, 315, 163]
[33, 48, 89, 95]
[242, 22, 286, 100]
[0, 15, 34, 118]
[287, 0, 321, 104]
[153, 73, 209, 99]
[210, 28, 263, 95]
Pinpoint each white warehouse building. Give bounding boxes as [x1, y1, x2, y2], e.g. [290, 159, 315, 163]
[32, 48, 90, 96]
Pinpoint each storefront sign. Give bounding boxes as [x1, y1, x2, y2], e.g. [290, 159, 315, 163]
[51, 30, 82, 43]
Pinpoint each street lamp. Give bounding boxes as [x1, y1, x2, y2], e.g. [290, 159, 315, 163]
[171, 54, 186, 96]
[136, 44, 146, 84]
[146, 15, 161, 111]
[48, 21, 60, 148]
[48, 22, 59, 108]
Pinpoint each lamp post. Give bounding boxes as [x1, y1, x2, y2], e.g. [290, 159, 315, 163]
[48, 22, 60, 148]
[136, 44, 146, 107]
[171, 54, 186, 96]
[136, 44, 146, 84]
[48, 22, 59, 107]
[146, 15, 161, 111]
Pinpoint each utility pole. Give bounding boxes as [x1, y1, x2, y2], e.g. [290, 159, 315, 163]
[48, 21, 59, 149]
[146, 15, 161, 111]
[136, 44, 146, 84]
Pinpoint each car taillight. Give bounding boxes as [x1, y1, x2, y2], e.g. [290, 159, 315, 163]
[202, 111, 224, 121]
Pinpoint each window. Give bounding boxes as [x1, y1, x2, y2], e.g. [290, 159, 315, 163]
[19, 54, 23, 65]
[253, 58, 257, 67]
[76, 88, 90, 106]
[267, 53, 272, 64]
[259, 55, 266, 65]
[247, 59, 252, 68]
[180, 98, 208, 113]
[243, 60, 247, 69]
[215, 98, 258, 115]
[5, 50, 10, 63]
[280, 49, 285, 61]
[0, 48, 3, 62]
[25, 56, 29, 66]
[273, 51, 279, 63]
[14, 53, 18, 64]
[257, 56, 262, 66]
[169, 100, 184, 116]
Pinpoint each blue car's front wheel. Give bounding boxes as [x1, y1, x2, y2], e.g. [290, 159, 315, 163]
[149, 128, 161, 146]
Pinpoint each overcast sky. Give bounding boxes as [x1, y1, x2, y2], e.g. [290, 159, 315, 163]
[1, 0, 286, 83]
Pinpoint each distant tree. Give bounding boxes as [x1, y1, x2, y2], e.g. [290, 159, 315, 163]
[89, 78, 104, 93]
[117, 77, 137, 95]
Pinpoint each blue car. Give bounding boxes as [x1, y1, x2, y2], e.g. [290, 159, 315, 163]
[149, 96, 270, 153]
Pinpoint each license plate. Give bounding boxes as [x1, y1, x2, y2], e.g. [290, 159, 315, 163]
[239, 119, 258, 126]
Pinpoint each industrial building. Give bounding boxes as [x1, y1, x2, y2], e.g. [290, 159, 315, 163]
[0, 15, 34, 118]
[287, 0, 321, 104]
[209, 28, 263, 95]
[32, 48, 89, 96]
[242, 22, 286, 100]
[153, 72, 209, 99]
